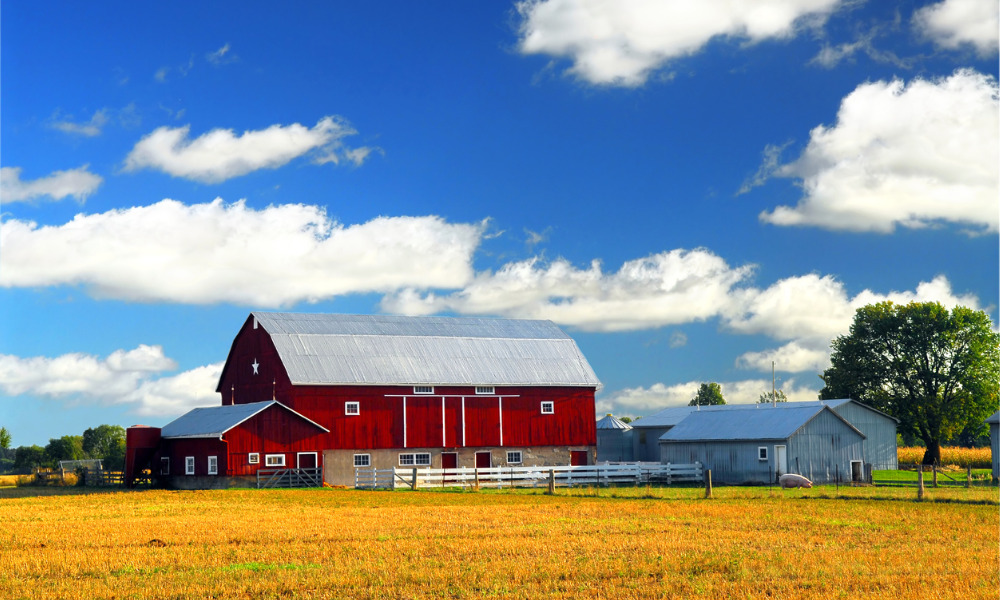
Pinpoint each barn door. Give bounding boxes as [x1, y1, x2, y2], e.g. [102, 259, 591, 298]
[475, 451, 492, 469]
[570, 450, 589, 466]
[774, 445, 787, 476]
[441, 452, 458, 469]
[297, 452, 318, 469]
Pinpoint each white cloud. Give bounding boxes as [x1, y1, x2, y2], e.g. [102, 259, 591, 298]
[382, 249, 754, 332]
[206, 43, 236, 65]
[0, 346, 220, 418]
[50, 109, 109, 137]
[0, 165, 103, 203]
[123, 116, 378, 183]
[0, 198, 484, 305]
[597, 378, 820, 416]
[515, 0, 842, 86]
[728, 273, 983, 373]
[761, 69, 999, 234]
[914, 0, 999, 56]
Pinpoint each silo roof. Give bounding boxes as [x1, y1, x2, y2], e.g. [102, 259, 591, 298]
[596, 414, 632, 430]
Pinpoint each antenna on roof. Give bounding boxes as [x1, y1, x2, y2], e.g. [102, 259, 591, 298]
[772, 361, 776, 407]
[272, 380, 276, 401]
[231, 385, 235, 405]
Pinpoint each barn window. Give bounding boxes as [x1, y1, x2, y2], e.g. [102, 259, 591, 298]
[160, 457, 170, 475]
[185, 456, 195, 475]
[345, 401, 360, 416]
[248, 453, 260, 464]
[354, 454, 371, 467]
[541, 401, 554, 414]
[758, 447, 768, 461]
[475, 386, 495, 395]
[265, 454, 286, 467]
[413, 386, 434, 394]
[506, 451, 522, 464]
[207, 456, 218, 475]
[399, 453, 431, 466]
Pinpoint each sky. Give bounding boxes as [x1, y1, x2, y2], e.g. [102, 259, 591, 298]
[1, 0, 997, 448]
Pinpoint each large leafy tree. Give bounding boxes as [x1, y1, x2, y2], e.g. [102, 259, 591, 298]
[83, 425, 127, 470]
[820, 302, 999, 465]
[44, 435, 86, 466]
[689, 382, 726, 406]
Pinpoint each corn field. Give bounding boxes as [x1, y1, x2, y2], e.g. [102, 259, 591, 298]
[896, 446, 992, 468]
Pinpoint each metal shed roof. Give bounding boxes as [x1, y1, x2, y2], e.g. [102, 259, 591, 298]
[596, 414, 632, 430]
[987, 411, 1000, 425]
[251, 312, 602, 389]
[634, 399, 896, 428]
[161, 401, 328, 439]
[659, 405, 862, 442]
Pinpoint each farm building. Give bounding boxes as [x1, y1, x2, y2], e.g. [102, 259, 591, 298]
[130, 312, 602, 487]
[658, 404, 866, 485]
[988, 411, 999, 482]
[631, 399, 897, 469]
[595, 414, 633, 462]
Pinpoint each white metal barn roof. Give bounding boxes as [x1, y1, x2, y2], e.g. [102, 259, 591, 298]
[161, 401, 328, 439]
[251, 312, 602, 389]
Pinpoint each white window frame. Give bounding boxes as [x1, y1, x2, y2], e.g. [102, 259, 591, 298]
[248, 453, 260, 465]
[265, 454, 286, 467]
[507, 451, 523, 465]
[160, 457, 170, 475]
[413, 386, 434, 394]
[185, 456, 195, 475]
[399, 453, 431, 466]
[207, 456, 218, 475]
[345, 401, 360, 416]
[475, 386, 495, 395]
[541, 401, 555, 414]
[354, 454, 371, 467]
[758, 446, 768, 461]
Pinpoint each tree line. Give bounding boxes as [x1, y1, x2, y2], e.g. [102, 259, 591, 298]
[0, 425, 127, 474]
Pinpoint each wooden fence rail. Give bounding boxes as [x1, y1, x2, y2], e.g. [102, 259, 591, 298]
[354, 462, 703, 490]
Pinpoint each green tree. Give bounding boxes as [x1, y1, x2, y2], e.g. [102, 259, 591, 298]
[0, 427, 11, 450]
[689, 382, 726, 406]
[758, 390, 788, 404]
[13, 445, 47, 472]
[820, 301, 1000, 465]
[83, 425, 127, 470]
[44, 435, 86, 466]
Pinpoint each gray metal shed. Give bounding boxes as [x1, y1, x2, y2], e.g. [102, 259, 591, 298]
[658, 405, 866, 485]
[987, 411, 999, 482]
[633, 399, 897, 468]
[596, 414, 634, 462]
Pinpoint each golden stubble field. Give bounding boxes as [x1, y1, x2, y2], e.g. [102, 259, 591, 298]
[1, 485, 997, 600]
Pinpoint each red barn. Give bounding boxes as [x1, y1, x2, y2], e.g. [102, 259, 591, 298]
[147, 312, 601, 487]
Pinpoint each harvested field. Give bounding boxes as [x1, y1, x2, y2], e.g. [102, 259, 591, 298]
[1, 486, 996, 599]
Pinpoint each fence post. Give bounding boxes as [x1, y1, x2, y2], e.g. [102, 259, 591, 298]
[704, 469, 713, 499]
[474, 468, 480, 492]
[917, 468, 925, 501]
[548, 469, 555, 494]
[411, 467, 418, 491]
[932, 464, 938, 488]
[967, 465, 973, 488]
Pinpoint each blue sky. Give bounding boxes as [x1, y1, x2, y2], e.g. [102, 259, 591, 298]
[2, 0, 997, 447]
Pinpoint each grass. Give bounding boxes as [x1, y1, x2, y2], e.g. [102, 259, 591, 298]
[1, 485, 997, 599]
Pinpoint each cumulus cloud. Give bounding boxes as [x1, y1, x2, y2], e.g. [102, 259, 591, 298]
[382, 249, 754, 332]
[0, 198, 484, 305]
[0, 165, 103, 204]
[515, 0, 842, 86]
[0, 346, 220, 418]
[760, 69, 999, 234]
[597, 378, 820, 416]
[914, 0, 999, 56]
[729, 273, 983, 373]
[50, 109, 109, 137]
[123, 117, 378, 183]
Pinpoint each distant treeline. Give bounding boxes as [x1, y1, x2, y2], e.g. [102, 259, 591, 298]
[0, 425, 126, 474]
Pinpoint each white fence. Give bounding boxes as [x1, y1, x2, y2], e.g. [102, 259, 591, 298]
[355, 462, 702, 490]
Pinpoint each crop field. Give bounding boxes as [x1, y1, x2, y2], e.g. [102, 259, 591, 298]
[1, 485, 997, 599]
[896, 446, 992, 468]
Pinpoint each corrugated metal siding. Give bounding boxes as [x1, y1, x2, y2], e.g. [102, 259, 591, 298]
[989, 412, 999, 480]
[659, 409, 865, 484]
[634, 427, 670, 461]
[597, 429, 634, 461]
[827, 402, 897, 469]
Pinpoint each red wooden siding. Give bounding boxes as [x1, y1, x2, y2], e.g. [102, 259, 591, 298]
[163, 438, 227, 476]
[217, 316, 292, 406]
[223, 404, 328, 476]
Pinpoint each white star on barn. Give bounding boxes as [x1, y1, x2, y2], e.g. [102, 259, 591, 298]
[252, 359, 259, 375]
